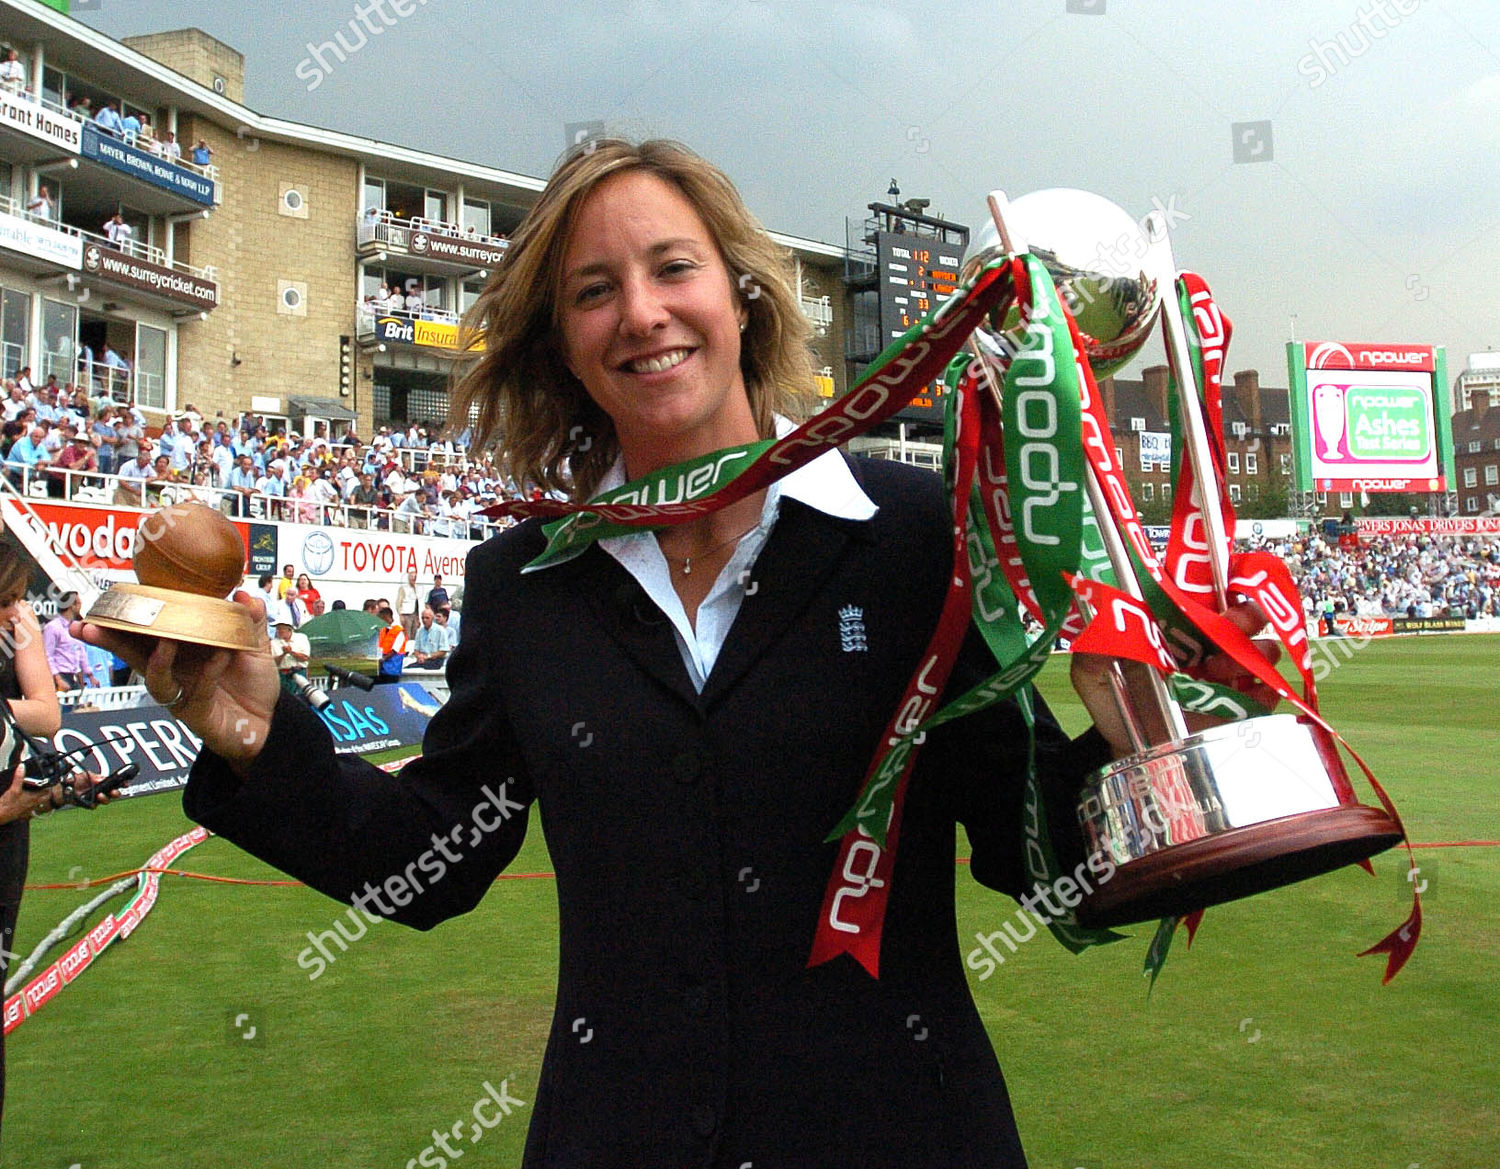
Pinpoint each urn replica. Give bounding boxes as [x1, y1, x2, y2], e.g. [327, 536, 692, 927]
[83, 502, 262, 651]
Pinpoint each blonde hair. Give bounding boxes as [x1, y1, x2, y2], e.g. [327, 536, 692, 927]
[449, 139, 817, 500]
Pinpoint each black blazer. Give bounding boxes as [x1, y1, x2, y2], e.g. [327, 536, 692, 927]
[185, 455, 1111, 1168]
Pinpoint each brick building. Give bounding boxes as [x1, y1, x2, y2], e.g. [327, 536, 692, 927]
[0, 6, 848, 439]
[1096, 365, 1294, 518]
[1451, 394, 1500, 514]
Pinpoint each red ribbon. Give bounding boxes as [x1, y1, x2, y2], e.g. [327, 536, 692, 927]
[807, 369, 984, 976]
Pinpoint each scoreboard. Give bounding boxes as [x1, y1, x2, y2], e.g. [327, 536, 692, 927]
[875, 230, 967, 424]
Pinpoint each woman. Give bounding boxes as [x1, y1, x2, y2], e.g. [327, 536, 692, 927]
[287, 476, 318, 526]
[80, 141, 1272, 1166]
[0, 549, 62, 1126]
[293, 573, 321, 617]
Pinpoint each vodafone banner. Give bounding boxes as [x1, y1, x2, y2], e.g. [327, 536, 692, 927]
[23, 502, 177, 571]
[1355, 516, 1500, 537]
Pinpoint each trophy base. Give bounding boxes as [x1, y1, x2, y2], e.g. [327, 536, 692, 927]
[1073, 714, 1402, 928]
[1074, 804, 1402, 927]
[85, 583, 263, 652]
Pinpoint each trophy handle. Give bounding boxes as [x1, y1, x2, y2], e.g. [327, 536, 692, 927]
[1144, 212, 1232, 610]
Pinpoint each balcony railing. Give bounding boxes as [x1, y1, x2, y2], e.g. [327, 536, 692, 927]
[0, 192, 218, 285]
[1, 462, 511, 541]
[800, 294, 833, 335]
[68, 357, 165, 412]
[357, 208, 507, 251]
[30, 93, 221, 185]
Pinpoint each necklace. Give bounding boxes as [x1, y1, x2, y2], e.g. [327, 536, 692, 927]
[659, 519, 763, 576]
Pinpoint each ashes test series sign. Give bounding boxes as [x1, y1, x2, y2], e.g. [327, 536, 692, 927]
[1287, 340, 1454, 493]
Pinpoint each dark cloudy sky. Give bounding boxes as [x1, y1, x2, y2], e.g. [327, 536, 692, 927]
[75, 0, 1500, 387]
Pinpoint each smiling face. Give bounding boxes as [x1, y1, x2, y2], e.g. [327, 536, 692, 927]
[557, 170, 754, 473]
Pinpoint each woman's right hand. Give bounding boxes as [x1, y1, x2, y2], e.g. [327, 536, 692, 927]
[73, 589, 281, 770]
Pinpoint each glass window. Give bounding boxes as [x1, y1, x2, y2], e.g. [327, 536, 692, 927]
[462, 199, 490, 237]
[1161, 484, 1171, 502]
[1, 288, 29, 378]
[39, 298, 76, 385]
[42, 66, 64, 109]
[1141, 482, 1154, 501]
[1339, 492, 1353, 508]
[1468, 441, 1482, 453]
[1246, 451, 1258, 474]
[1464, 467, 1477, 488]
[1247, 483, 1259, 500]
[363, 177, 385, 214]
[1229, 483, 1242, 503]
[461, 279, 486, 314]
[1487, 465, 1499, 486]
[1227, 451, 1239, 473]
[0, 161, 11, 205]
[1466, 496, 1478, 513]
[1280, 453, 1291, 475]
[135, 322, 167, 410]
[425, 190, 449, 226]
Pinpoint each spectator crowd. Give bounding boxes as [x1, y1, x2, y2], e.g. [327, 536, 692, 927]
[0, 372, 525, 536]
[1246, 531, 1500, 621]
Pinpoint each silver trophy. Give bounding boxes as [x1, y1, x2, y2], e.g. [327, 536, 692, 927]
[961, 189, 1401, 927]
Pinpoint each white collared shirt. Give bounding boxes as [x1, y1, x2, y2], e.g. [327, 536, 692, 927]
[534, 418, 878, 693]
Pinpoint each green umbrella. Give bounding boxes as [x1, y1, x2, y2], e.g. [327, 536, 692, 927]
[299, 610, 384, 657]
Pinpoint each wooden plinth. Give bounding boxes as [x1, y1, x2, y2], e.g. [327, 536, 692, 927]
[1073, 804, 1403, 929]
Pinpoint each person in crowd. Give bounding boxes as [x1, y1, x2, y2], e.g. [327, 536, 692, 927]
[270, 619, 312, 695]
[287, 475, 318, 525]
[426, 574, 449, 612]
[226, 454, 259, 517]
[101, 344, 131, 396]
[410, 605, 450, 669]
[0, 49, 25, 94]
[50, 428, 99, 497]
[118, 107, 141, 144]
[4, 424, 49, 487]
[433, 602, 459, 645]
[375, 604, 408, 679]
[24, 186, 53, 220]
[1, 384, 25, 423]
[162, 130, 181, 162]
[347, 471, 379, 530]
[42, 592, 94, 692]
[103, 213, 133, 251]
[394, 570, 420, 640]
[294, 574, 322, 617]
[94, 101, 125, 137]
[145, 453, 182, 505]
[191, 139, 212, 167]
[113, 443, 153, 506]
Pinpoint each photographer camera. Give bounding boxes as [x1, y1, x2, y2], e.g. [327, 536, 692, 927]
[270, 618, 324, 710]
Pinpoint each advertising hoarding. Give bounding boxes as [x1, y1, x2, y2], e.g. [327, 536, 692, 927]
[1286, 340, 1454, 493]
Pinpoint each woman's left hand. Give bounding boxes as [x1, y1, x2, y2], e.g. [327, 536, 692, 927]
[0, 765, 122, 824]
[1070, 599, 1285, 758]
